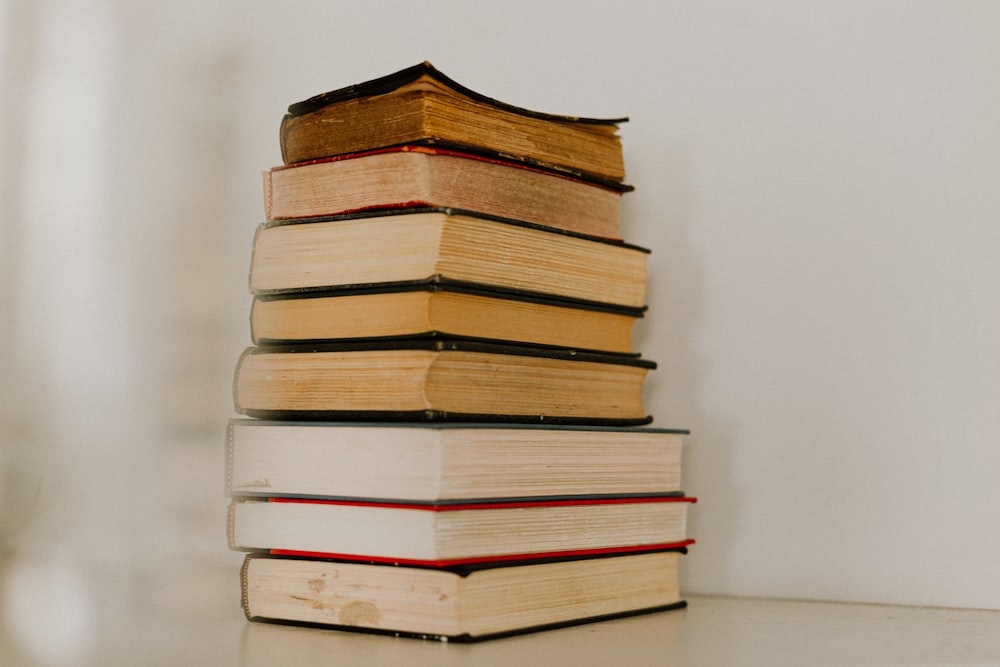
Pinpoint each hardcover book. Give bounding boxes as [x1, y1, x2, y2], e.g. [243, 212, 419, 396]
[248, 208, 649, 310]
[249, 281, 644, 354]
[226, 419, 685, 502]
[232, 339, 656, 424]
[228, 494, 695, 566]
[241, 550, 687, 641]
[279, 62, 628, 185]
[265, 146, 628, 240]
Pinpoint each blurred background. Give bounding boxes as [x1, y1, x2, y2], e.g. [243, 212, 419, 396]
[2, 1, 999, 664]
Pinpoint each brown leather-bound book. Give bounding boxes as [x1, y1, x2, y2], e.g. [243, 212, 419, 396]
[279, 62, 629, 187]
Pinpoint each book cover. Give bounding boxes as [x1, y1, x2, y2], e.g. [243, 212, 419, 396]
[279, 62, 628, 185]
[225, 418, 687, 502]
[285, 62, 627, 125]
[228, 493, 696, 566]
[249, 279, 646, 354]
[249, 208, 650, 312]
[241, 548, 689, 641]
[232, 338, 656, 425]
[264, 146, 631, 240]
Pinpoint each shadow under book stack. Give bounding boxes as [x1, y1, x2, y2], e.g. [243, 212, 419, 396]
[226, 62, 696, 641]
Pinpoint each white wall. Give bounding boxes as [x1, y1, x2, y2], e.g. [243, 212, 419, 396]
[3, 1, 999, 613]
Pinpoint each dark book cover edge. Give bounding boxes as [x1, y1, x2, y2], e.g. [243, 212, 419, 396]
[238, 339, 657, 369]
[231, 490, 688, 504]
[226, 415, 689, 435]
[259, 493, 697, 511]
[251, 331, 641, 359]
[257, 205, 651, 253]
[244, 600, 687, 642]
[284, 61, 628, 126]
[252, 277, 648, 318]
[234, 409, 655, 427]
[251, 276, 648, 318]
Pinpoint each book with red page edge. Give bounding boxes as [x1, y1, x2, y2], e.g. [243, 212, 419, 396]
[228, 494, 696, 567]
[263, 145, 631, 240]
[268, 145, 633, 192]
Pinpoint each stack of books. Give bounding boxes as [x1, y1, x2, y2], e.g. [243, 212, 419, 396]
[226, 62, 695, 641]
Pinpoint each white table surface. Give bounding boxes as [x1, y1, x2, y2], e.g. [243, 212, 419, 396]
[4, 562, 997, 667]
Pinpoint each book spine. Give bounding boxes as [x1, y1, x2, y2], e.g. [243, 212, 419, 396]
[262, 169, 274, 220]
[248, 297, 260, 346]
[241, 554, 253, 620]
[224, 420, 235, 497]
[227, 500, 239, 550]
[278, 116, 291, 165]
[248, 223, 265, 295]
[232, 347, 253, 415]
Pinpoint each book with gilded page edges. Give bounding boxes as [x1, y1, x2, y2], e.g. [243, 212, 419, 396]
[249, 280, 645, 354]
[232, 338, 656, 425]
[279, 62, 629, 186]
[248, 208, 649, 310]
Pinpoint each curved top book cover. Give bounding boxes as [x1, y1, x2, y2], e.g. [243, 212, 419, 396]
[285, 61, 628, 124]
[279, 62, 629, 186]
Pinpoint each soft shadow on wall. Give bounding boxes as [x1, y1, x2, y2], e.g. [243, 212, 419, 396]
[625, 137, 739, 598]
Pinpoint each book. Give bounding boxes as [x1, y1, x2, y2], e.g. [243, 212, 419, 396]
[228, 495, 695, 566]
[265, 146, 627, 240]
[249, 208, 649, 310]
[249, 282, 643, 354]
[241, 550, 687, 641]
[226, 419, 685, 502]
[279, 62, 628, 186]
[231, 339, 655, 424]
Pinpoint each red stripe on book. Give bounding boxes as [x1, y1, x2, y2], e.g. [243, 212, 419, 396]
[268, 540, 696, 568]
[272, 145, 622, 191]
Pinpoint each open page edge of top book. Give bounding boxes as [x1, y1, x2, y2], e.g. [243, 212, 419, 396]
[285, 61, 628, 125]
[279, 61, 630, 186]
